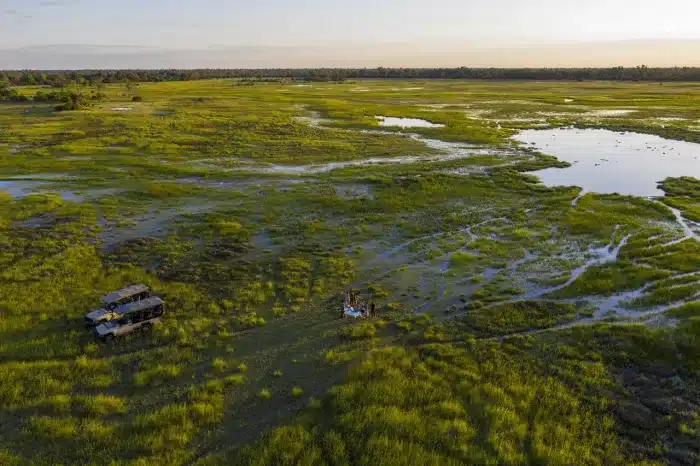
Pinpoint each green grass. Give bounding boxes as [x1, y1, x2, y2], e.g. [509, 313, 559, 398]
[448, 250, 478, 267]
[667, 301, 700, 319]
[628, 284, 700, 309]
[547, 262, 670, 299]
[455, 300, 581, 337]
[1, 78, 700, 464]
[225, 374, 246, 386]
[233, 343, 626, 465]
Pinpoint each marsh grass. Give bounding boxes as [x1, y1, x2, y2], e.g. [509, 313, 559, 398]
[455, 300, 580, 337]
[629, 283, 700, 309]
[233, 342, 626, 465]
[547, 262, 670, 299]
[1, 79, 700, 464]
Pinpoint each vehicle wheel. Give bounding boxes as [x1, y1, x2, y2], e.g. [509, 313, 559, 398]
[104, 334, 115, 343]
[142, 323, 153, 332]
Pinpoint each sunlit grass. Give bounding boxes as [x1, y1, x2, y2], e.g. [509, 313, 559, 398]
[1, 78, 700, 464]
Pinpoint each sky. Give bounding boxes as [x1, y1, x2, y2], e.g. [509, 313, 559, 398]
[1, 0, 699, 68]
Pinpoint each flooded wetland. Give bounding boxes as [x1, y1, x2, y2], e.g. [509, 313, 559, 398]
[516, 128, 700, 197]
[2, 79, 700, 465]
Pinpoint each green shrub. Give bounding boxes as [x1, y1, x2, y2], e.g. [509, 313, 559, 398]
[28, 416, 78, 440]
[0, 448, 22, 465]
[133, 364, 183, 387]
[225, 375, 245, 386]
[449, 251, 478, 267]
[211, 358, 227, 372]
[341, 322, 377, 340]
[81, 419, 114, 440]
[76, 395, 127, 417]
[39, 394, 71, 413]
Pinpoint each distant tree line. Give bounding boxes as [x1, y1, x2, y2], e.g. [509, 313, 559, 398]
[2, 66, 700, 86]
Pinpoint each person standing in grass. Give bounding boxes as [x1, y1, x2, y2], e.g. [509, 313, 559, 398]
[370, 302, 376, 318]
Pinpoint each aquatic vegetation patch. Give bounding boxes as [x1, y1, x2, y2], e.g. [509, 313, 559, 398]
[546, 262, 670, 299]
[455, 300, 580, 337]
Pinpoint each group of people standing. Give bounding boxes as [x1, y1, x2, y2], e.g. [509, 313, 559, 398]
[342, 290, 377, 318]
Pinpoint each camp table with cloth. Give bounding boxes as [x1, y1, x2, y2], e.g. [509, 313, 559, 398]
[344, 306, 364, 318]
[342, 290, 366, 318]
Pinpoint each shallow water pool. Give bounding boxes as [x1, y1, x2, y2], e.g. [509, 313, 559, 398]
[376, 116, 444, 128]
[0, 181, 46, 198]
[0, 180, 83, 201]
[515, 128, 700, 197]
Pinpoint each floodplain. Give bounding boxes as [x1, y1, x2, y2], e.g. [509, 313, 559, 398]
[1, 79, 700, 465]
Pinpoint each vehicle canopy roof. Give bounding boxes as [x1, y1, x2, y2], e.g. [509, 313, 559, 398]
[101, 284, 149, 304]
[117, 297, 164, 316]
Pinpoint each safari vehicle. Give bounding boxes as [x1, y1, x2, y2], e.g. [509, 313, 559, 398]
[84, 284, 150, 326]
[94, 297, 164, 341]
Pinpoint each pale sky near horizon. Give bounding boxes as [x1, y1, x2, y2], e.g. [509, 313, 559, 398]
[1, 0, 700, 48]
[1, 0, 699, 68]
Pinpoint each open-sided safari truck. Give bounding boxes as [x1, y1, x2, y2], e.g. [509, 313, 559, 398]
[94, 297, 165, 341]
[84, 284, 151, 326]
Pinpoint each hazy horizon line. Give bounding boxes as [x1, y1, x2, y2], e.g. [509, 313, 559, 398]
[2, 38, 699, 51]
[2, 39, 699, 69]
